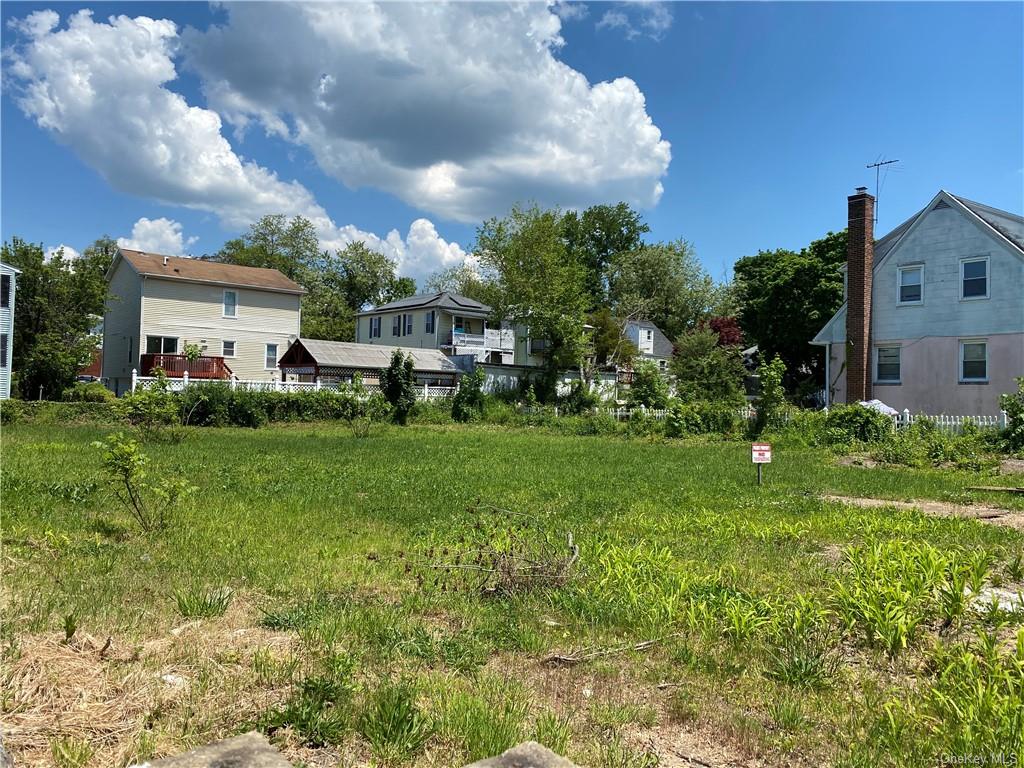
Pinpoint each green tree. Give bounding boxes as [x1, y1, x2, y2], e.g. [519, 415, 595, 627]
[589, 307, 637, 369]
[424, 263, 499, 305]
[627, 360, 669, 408]
[733, 230, 846, 391]
[670, 328, 746, 404]
[608, 240, 729, 341]
[562, 202, 649, 306]
[1, 237, 108, 398]
[379, 350, 416, 425]
[215, 218, 416, 341]
[215, 214, 320, 281]
[475, 204, 590, 396]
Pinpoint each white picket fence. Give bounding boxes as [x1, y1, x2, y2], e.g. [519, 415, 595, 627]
[521, 403, 1009, 433]
[131, 370, 455, 401]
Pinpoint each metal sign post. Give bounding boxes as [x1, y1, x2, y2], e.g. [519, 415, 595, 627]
[751, 442, 772, 486]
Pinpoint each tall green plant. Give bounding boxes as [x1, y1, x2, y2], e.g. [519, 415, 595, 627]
[380, 350, 416, 425]
[752, 355, 787, 436]
[452, 367, 486, 422]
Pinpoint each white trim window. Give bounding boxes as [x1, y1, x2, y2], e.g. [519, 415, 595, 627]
[960, 257, 989, 300]
[897, 265, 923, 305]
[265, 343, 279, 370]
[404, 313, 413, 336]
[146, 335, 178, 354]
[959, 340, 987, 382]
[370, 316, 381, 338]
[222, 340, 236, 358]
[425, 310, 435, 334]
[874, 346, 901, 383]
[392, 315, 401, 337]
[223, 289, 239, 317]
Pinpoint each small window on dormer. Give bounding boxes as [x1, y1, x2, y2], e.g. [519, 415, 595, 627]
[897, 266, 923, 305]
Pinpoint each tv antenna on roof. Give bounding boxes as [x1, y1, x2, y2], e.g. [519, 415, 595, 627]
[866, 158, 900, 224]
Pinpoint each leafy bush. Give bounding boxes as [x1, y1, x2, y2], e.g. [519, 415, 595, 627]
[559, 379, 598, 415]
[452, 367, 486, 422]
[93, 432, 197, 532]
[665, 399, 740, 438]
[1001, 376, 1024, 451]
[871, 419, 996, 470]
[117, 375, 179, 438]
[822, 403, 894, 444]
[61, 381, 115, 403]
[627, 360, 669, 409]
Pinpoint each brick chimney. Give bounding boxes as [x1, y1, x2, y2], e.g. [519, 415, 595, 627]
[845, 187, 875, 403]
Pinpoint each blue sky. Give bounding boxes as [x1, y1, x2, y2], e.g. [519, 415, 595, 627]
[2, 1, 1022, 284]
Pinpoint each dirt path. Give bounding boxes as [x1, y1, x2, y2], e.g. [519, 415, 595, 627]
[823, 494, 1024, 531]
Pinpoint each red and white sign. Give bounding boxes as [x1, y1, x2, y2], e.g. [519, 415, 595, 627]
[751, 442, 772, 464]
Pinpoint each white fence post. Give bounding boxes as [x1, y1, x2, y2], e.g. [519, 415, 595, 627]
[182, 370, 189, 389]
[1001, 410, 1009, 430]
[315, 378, 321, 392]
[231, 376, 237, 391]
[273, 377, 280, 392]
[131, 368, 138, 393]
[902, 408, 911, 429]
[424, 382, 430, 400]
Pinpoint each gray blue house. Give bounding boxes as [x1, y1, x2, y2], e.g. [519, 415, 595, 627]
[812, 189, 1024, 414]
[1, 261, 20, 399]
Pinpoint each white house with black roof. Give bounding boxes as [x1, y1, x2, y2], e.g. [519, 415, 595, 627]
[355, 292, 523, 365]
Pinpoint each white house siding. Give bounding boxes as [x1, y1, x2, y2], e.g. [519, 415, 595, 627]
[141, 278, 300, 381]
[102, 258, 143, 395]
[0, 263, 18, 399]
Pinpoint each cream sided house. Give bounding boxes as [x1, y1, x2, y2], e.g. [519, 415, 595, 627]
[1, 261, 20, 399]
[812, 188, 1024, 414]
[102, 250, 304, 395]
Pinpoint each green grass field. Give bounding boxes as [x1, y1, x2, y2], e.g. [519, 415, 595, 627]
[3, 421, 1023, 767]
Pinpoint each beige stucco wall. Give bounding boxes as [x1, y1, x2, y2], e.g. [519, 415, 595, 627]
[831, 334, 1023, 414]
[142, 278, 300, 380]
[102, 258, 143, 395]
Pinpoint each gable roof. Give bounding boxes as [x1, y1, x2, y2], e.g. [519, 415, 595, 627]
[280, 338, 461, 374]
[948, 193, 1024, 255]
[812, 190, 1024, 346]
[0, 261, 22, 275]
[115, 249, 305, 294]
[357, 292, 491, 317]
[628, 319, 674, 359]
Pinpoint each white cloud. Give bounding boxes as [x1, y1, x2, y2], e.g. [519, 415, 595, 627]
[44, 243, 81, 262]
[118, 217, 198, 256]
[4, 9, 472, 282]
[182, 2, 670, 222]
[597, 3, 673, 41]
[553, 2, 589, 22]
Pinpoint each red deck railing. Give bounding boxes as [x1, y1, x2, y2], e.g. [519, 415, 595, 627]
[140, 354, 233, 379]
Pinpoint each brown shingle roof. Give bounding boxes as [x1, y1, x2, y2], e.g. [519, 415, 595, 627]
[118, 249, 305, 293]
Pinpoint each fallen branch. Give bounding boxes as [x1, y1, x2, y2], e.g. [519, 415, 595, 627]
[541, 633, 680, 667]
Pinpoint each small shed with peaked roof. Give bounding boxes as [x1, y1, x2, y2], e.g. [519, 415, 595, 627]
[277, 338, 461, 386]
